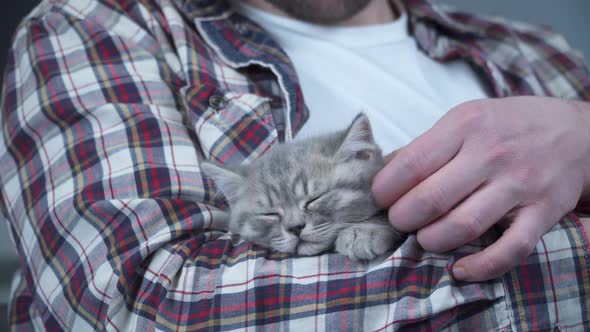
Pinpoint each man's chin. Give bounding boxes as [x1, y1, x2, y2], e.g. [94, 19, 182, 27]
[261, 0, 373, 25]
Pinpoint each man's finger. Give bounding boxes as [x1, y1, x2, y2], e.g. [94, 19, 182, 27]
[383, 149, 398, 164]
[417, 180, 520, 252]
[372, 119, 463, 208]
[386, 154, 485, 232]
[452, 205, 551, 282]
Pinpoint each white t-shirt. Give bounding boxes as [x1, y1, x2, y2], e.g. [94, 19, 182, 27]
[233, 2, 489, 153]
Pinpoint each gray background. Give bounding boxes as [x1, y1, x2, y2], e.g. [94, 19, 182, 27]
[443, 0, 590, 61]
[0, 0, 589, 328]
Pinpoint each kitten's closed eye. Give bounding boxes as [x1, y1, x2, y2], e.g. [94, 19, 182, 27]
[304, 193, 327, 211]
[258, 212, 281, 223]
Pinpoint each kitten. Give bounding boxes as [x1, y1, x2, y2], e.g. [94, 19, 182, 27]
[202, 114, 405, 261]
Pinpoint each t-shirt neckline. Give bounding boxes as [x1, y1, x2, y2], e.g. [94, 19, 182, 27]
[233, 1, 410, 49]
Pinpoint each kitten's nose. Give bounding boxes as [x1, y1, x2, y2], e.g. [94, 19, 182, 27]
[288, 224, 305, 237]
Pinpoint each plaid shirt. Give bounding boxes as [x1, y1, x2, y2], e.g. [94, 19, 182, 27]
[2, 0, 590, 330]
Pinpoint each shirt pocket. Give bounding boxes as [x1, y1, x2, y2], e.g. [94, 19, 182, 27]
[182, 85, 279, 164]
[358, 232, 510, 331]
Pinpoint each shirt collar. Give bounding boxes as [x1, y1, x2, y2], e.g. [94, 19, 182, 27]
[405, 0, 489, 37]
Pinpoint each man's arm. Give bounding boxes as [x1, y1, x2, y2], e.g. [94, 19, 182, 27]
[372, 96, 590, 282]
[0, 5, 229, 329]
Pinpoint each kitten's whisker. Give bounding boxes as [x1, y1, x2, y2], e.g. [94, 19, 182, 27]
[312, 223, 333, 232]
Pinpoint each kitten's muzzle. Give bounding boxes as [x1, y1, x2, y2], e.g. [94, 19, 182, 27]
[288, 224, 305, 237]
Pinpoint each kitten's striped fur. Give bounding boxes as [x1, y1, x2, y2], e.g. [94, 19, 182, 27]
[202, 114, 405, 260]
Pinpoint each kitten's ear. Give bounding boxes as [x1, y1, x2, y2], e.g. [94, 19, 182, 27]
[201, 162, 245, 203]
[334, 113, 377, 162]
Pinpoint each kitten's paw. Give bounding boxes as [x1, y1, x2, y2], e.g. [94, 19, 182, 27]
[335, 227, 396, 261]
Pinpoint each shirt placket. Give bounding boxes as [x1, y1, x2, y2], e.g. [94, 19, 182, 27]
[190, 12, 308, 143]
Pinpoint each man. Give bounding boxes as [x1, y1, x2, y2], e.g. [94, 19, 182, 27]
[1, 0, 589, 330]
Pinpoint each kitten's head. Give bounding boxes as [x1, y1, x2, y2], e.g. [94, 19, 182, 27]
[201, 114, 384, 254]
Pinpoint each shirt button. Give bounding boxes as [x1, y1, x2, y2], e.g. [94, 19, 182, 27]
[209, 95, 227, 110]
[234, 22, 248, 34]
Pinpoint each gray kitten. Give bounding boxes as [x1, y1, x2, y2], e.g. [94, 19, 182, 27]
[202, 114, 405, 261]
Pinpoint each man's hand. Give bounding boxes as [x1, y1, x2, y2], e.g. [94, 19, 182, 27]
[372, 97, 590, 282]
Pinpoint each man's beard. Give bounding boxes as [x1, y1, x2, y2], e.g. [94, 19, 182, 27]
[262, 0, 374, 24]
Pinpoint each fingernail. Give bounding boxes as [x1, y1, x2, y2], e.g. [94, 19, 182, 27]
[452, 266, 467, 280]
